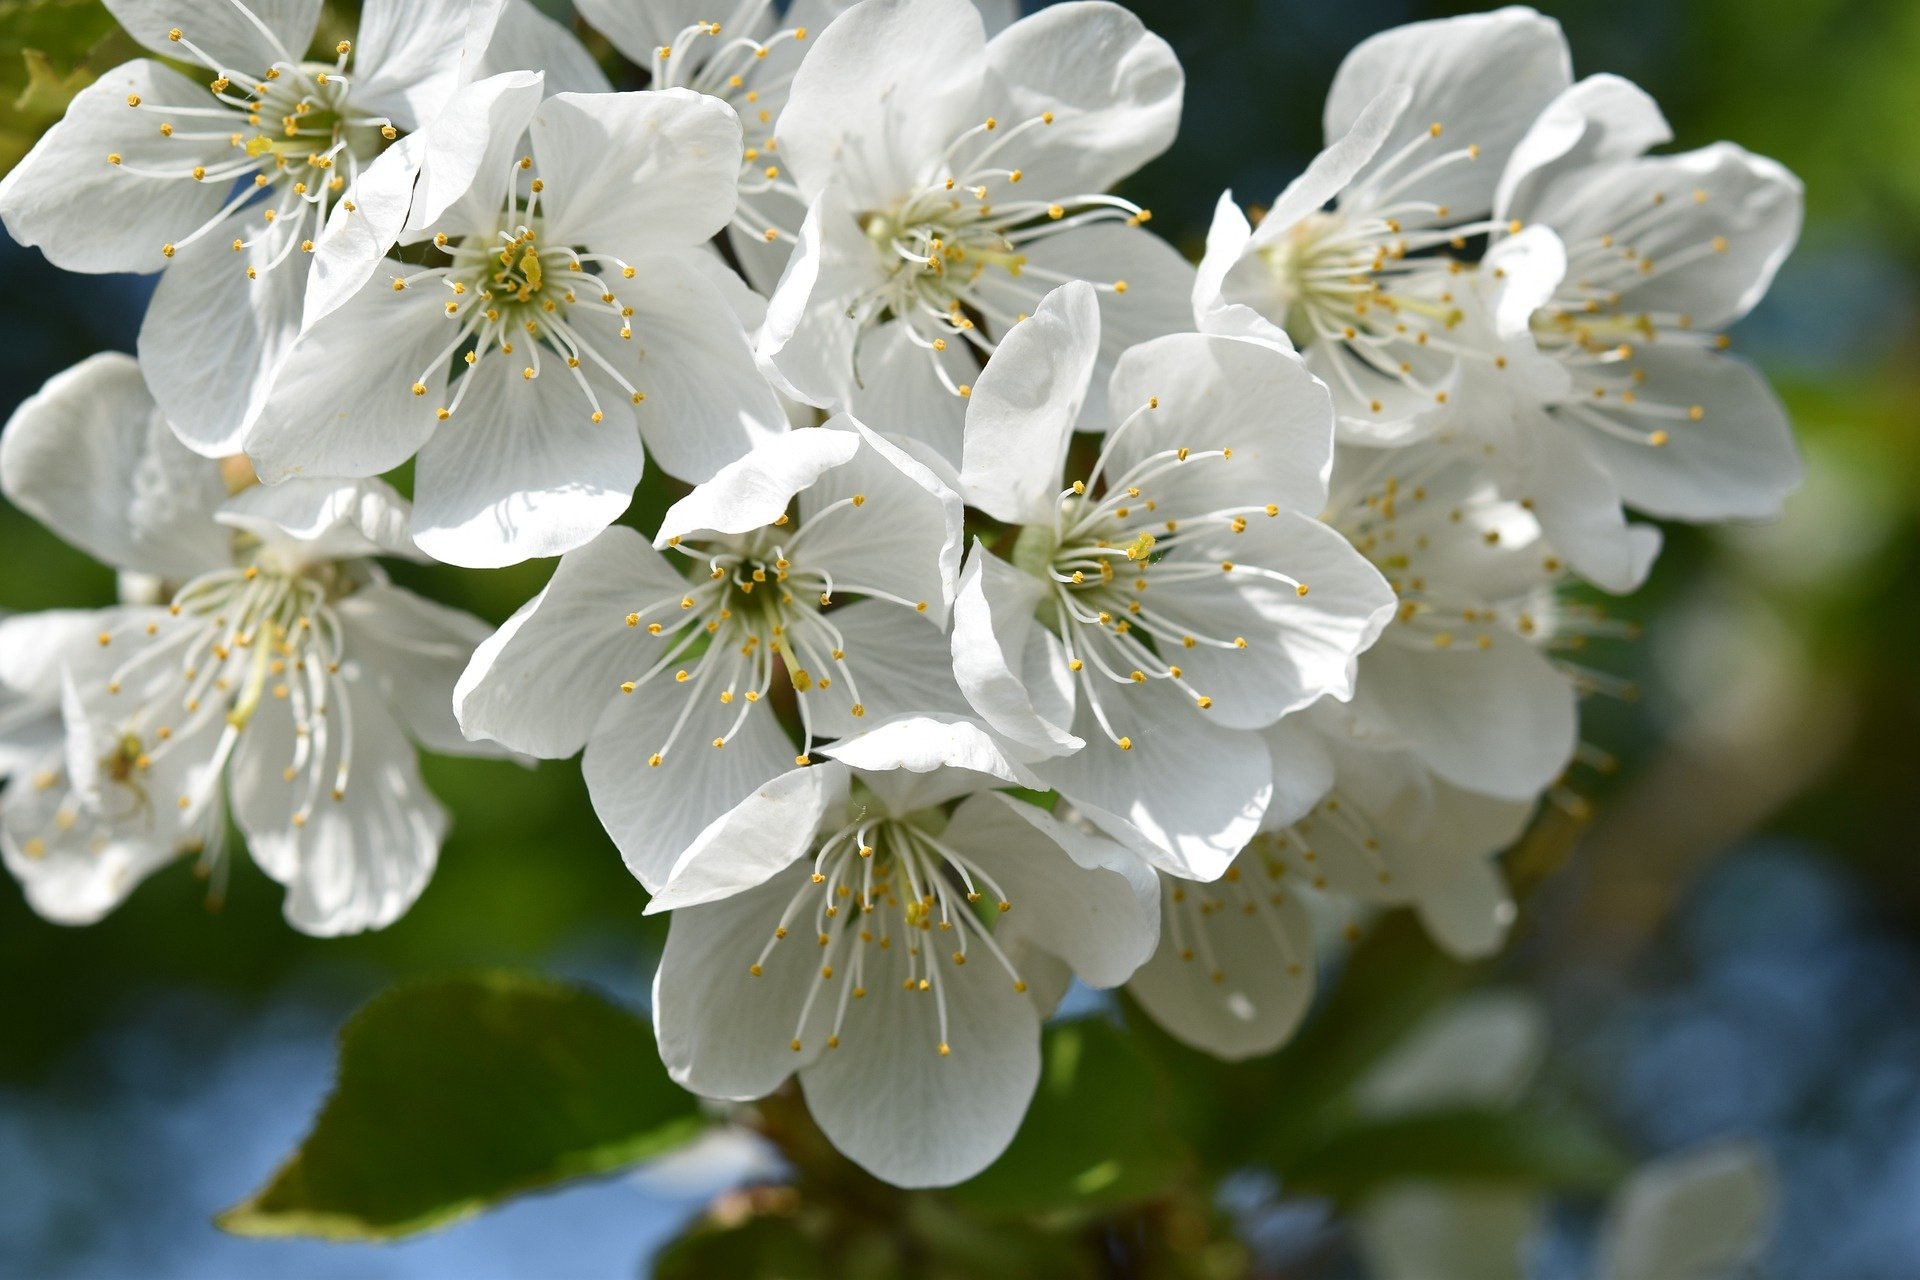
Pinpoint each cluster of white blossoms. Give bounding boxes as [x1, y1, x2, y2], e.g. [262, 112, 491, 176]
[0, 0, 1800, 1186]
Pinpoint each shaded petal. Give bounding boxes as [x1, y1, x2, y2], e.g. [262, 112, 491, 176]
[305, 131, 428, 326]
[800, 933, 1040, 1188]
[412, 356, 644, 568]
[1328, 6, 1571, 220]
[582, 673, 793, 891]
[0, 61, 238, 274]
[1127, 866, 1316, 1060]
[473, 0, 610, 94]
[655, 427, 860, 543]
[776, 0, 987, 206]
[803, 599, 972, 740]
[1105, 331, 1334, 518]
[647, 762, 851, 912]
[1495, 73, 1672, 221]
[950, 545, 1081, 758]
[653, 861, 836, 1098]
[961, 280, 1098, 524]
[1036, 680, 1272, 880]
[139, 206, 308, 457]
[246, 269, 453, 482]
[230, 675, 447, 936]
[334, 582, 496, 758]
[0, 352, 228, 578]
[796, 420, 964, 619]
[533, 89, 743, 255]
[105, 0, 321, 71]
[350, 0, 500, 130]
[980, 1, 1181, 195]
[1597, 1144, 1775, 1280]
[943, 791, 1159, 987]
[455, 526, 684, 758]
[216, 477, 418, 566]
[407, 69, 546, 234]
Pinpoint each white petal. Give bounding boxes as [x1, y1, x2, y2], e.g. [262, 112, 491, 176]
[942, 792, 1160, 988]
[802, 599, 974, 741]
[411, 357, 644, 568]
[1253, 86, 1408, 253]
[472, 0, 610, 94]
[1192, 190, 1254, 325]
[647, 763, 851, 912]
[776, 0, 987, 207]
[245, 270, 453, 483]
[0, 61, 238, 274]
[615, 250, 788, 484]
[1509, 411, 1656, 593]
[655, 427, 860, 543]
[0, 353, 228, 578]
[573, 0, 738, 64]
[756, 188, 889, 408]
[1, 749, 190, 924]
[582, 676, 794, 891]
[532, 89, 743, 254]
[822, 714, 1036, 786]
[305, 132, 428, 326]
[1143, 510, 1395, 728]
[139, 208, 309, 457]
[1260, 715, 1337, 829]
[349, 0, 497, 130]
[799, 937, 1040, 1187]
[230, 676, 447, 936]
[217, 477, 418, 566]
[1127, 867, 1316, 1060]
[1573, 348, 1802, 522]
[951, 544, 1082, 758]
[1353, 629, 1577, 802]
[1360, 1185, 1539, 1280]
[1496, 73, 1672, 221]
[980, 1, 1182, 195]
[796, 420, 964, 619]
[1529, 142, 1802, 331]
[1354, 991, 1547, 1116]
[842, 317, 975, 468]
[1597, 1144, 1775, 1280]
[1036, 681, 1272, 881]
[104, 0, 321, 71]
[653, 862, 837, 1098]
[0, 611, 112, 704]
[406, 70, 546, 234]
[1480, 224, 1567, 341]
[961, 281, 1098, 524]
[1105, 331, 1334, 518]
[1328, 6, 1571, 219]
[455, 528, 686, 758]
[977, 221, 1196, 428]
[334, 583, 496, 758]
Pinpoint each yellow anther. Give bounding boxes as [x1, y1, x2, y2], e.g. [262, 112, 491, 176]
[1116, 737, 1133, 751]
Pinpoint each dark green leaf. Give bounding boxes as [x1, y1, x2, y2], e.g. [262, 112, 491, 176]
[220, 971, 705, 1240]
[1281, 1106, 1630, 1205]
[955, 1016, 1190, 1216]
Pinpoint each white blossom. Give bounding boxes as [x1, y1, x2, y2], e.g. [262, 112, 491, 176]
[649, 762, 1157, 1187]
[453, 418, 965, 889]
[757, 0, 1193, 466]
[0, 354, 495, 933]
[953, 282, 1395, 878]
[246, 84, 787, 567]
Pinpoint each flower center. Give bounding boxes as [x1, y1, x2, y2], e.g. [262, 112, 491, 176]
[1012, 397, 1305, 750]
[124, 17, 396, 267]
[844, 112, 1148, 399]
[614, 511, 929, 769]
[396, 173, 652, 423]
[747, 805, 1028, 1059]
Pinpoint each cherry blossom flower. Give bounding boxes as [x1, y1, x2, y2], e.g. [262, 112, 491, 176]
[757, 0, 1193, 466]
[453, 418, 964, 890]
[952, 282, 1396, 878]
[649, 762, 1157, 1186]
[247, 84, 787, 567]
[0, 353, 495, 933]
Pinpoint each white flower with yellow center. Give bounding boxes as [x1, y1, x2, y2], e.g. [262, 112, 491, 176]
[453, 418, 965, 890]
[757, 0, 1193, 466]
[950, 283, 1396, 879]
[1462, 74, 1804, 590]
[646, 762, 1158, 1187]
[246, 84, 788, 568]
[1192, 6, 1573, 443]
[0, 354, 497, 934]
[0, 0, 531, 457]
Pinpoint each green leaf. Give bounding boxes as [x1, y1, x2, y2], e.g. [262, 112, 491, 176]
[955, 1016, 1191, 1216]
[1280, 1106, 1631, 1205]
[0, 0, 141, 171]
[220, 971, 706, 1241]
